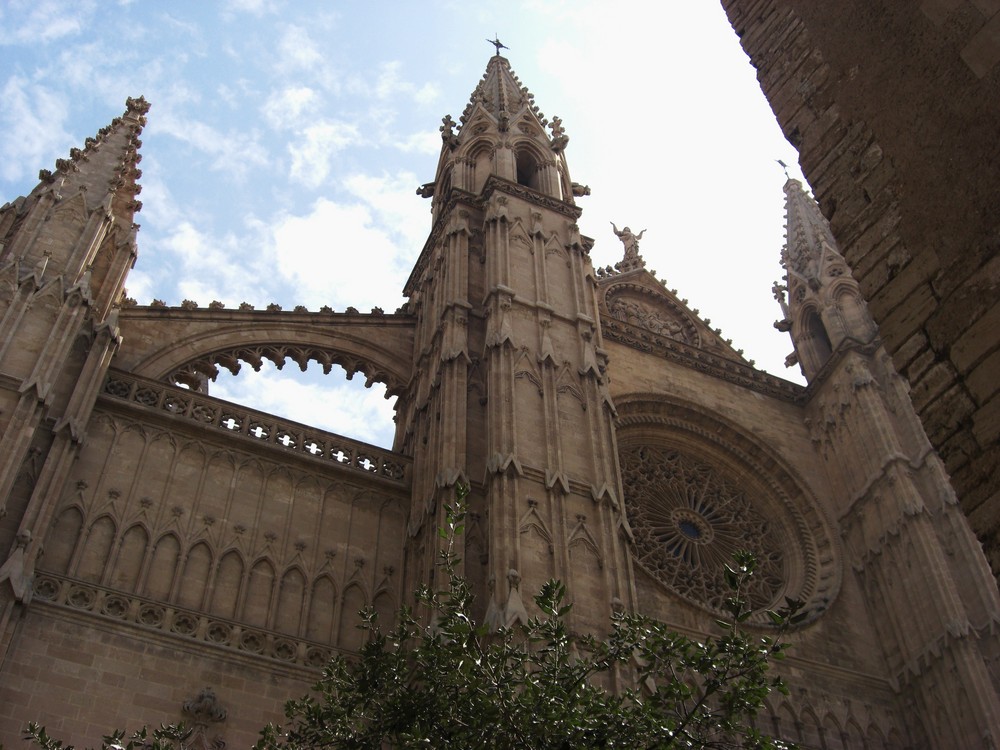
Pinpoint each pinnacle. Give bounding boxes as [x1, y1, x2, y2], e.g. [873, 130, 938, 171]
[36, 96, 149, 226]
[459, 55, 547, 130]
[781, 177, 837, 279]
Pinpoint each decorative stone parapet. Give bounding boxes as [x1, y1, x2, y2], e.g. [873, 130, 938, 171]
[102, 371, 409, 483]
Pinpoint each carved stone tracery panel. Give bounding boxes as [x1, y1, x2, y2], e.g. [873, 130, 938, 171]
[622, 446, 785, 615]
[616, 396, 840, 627]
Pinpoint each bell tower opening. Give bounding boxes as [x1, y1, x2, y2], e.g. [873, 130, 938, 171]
[515, 149, 540, 191]
[804, 309, 833, 366]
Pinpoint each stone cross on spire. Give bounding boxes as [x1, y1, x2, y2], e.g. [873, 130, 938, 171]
[487, 36, 508, 56]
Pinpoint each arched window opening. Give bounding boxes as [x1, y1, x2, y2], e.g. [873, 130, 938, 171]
[515, 149, 541, 191]
[804, 310, 833, 364]
[208, 361, 397, 448]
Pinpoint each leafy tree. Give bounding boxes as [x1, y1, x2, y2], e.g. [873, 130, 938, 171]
[18, 485, 801, 750]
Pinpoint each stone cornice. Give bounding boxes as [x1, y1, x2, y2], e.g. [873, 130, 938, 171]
[601, 314, 804, 403]
[120, 306, 416, 324]
[479, 175, 582, 220]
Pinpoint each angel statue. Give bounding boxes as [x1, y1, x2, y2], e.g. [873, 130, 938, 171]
[610, 221, 646, 259]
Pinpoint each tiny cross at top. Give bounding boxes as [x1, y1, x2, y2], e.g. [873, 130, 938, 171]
[487, 35, 509, 56]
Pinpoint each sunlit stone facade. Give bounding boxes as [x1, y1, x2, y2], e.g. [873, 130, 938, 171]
[0, 48, 997, 748]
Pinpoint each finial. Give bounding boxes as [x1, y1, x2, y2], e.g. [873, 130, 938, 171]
[125, 95, 151, 116]
[776, 158, 791, 179]
[487, 35, 509, 56]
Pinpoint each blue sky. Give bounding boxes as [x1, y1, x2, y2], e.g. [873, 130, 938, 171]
[0, 0, 808, 447]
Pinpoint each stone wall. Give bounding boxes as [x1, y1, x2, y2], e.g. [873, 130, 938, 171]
[720, 0, 1000, 572]
[0, 608, 310, 748]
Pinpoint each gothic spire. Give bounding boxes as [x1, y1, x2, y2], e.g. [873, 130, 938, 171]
[780, 177, 837, 284]
[421, 56, 577, 223]
[775, 177, 876, 380]
[459, 54, 544, 130]
[34, 96, 149, 227]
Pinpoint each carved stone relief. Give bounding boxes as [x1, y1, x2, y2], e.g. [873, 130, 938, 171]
[607, 295, 695, 345]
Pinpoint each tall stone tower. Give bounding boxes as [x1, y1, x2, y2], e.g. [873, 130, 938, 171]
[399, 54, 633, 636]
[0, 97, 147, 647]
[778, 178, 1000, 747]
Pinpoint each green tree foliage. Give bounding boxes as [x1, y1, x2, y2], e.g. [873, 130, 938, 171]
[18, 485, 802, 750]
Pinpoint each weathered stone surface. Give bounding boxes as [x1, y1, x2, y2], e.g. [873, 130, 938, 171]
[2, 52, 999, 750]
[723, 0, 1000, 592]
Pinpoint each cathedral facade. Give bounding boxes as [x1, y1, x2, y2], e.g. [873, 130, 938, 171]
[0, 54, 997, 749]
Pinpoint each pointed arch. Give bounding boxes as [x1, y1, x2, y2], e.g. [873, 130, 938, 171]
[513, 141, 547, 192]
[243, 557, 276, 628]
[41, 506, 85, 574]
[568, 524, 603, 567]
[118, 313, 415, 401]
[75, 515, 116, 582]
[834, 284, 875, 341]
[306, 574, 337, 644]
[274, 566, 307, 636]
[844, 718, 865, 749]
[800, 306, 833, 374]
[777, 701, 800, 743]
[50, 190, 89, 226]
[821, 712, 845, 749]
[798, 706, 823, 748]
[143, 532, 181, 600]
[177, 541, 213, 610]
[111, 523, 149, 592]
[518, 504, 553, 550]
[866, 722, 888, 750]
[464, 137, 496, 194]
[887, 726, 905, 750]
[88, 226, 126, 314]
[568, 529, 605, 634]
[372, 591, 395, 631]
[210, 549, 244, 619]
[338, 583, 368, 652]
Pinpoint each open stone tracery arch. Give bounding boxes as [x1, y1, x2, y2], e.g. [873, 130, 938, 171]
[168, 343, 403, 397]
[615, 394, 841, 625]
[117, 312, 415, 399]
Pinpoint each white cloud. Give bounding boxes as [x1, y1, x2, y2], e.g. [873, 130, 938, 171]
[0, 75, 71, 183]
[154, 112, 269, 175]
[123, 267, 154, 304]
[395, 129, 440, 155]
[373, 61, 441, 105]
[0, 0, 95, 45]
[223, 0, 278, 15]
[271, 197, 410, 311]
[140, 217, 272, 307]
[262, 85, 318, 129]
[288, 120, 359, 188]
[343, 171, 429, 250]
[276, 25, 324, 72]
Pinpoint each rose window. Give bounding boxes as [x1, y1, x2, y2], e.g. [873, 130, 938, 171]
[622, 445, 790, 618]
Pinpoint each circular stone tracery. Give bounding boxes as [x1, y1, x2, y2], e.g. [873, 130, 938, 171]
[622, 445, 790, 618]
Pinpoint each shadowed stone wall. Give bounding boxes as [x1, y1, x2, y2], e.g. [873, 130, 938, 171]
[721, 0, 1000, 573]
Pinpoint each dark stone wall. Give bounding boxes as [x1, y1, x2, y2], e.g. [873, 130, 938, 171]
[720, 0, 1000, 573]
